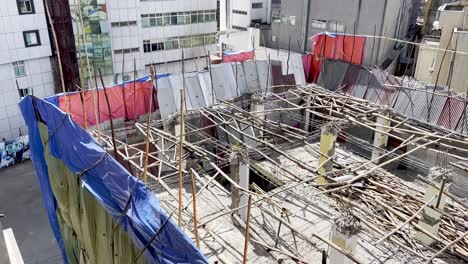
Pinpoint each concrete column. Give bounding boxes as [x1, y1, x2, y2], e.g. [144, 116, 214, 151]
[371, 110, 391, 164]
[317, 124, 340, 185]
[415, 167, 448, 246]
[251, 95, 265, 138]
[230, 150, 250, 222]
[329, 214, 360, 264]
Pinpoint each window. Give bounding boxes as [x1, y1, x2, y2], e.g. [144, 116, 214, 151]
[111, 21, 138, 27]
[328, 21, 345, 33]
[19, 88, 30, 98]
[143, 40, 151, 53]
[252, 3, 263, 9]
[233, 10, 248, 15]
[23, 30, 41, 47]
[289, 16, 296, 26]
[142, 33, 217, 53]
[13, 61, 26, 78]
[114, 48, 139, 54]
[141, 10, 216, 28]
[232, 25, 248, 31]
[17, 0, 35, 15]
[311, 19, 327, 29]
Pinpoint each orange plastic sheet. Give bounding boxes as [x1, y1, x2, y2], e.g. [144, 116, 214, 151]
[58, 81, 157, 127]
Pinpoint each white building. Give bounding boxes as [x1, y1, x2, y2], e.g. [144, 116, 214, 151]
[72, 0, 218, 85]
[0, 0, 54, 140]
[220, 0, 273, 31]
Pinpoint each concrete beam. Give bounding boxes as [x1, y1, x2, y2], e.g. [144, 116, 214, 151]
[230, 149, 250, 222]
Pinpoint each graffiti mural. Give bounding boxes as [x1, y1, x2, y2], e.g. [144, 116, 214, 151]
[0, 136, 30, 169]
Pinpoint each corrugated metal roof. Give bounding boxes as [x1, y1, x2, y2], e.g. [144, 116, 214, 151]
[438, 95, 466, 130]
[243, 61, 262, 94]
[157, 77, 177, 119]
[211, 63, 237, 101]
[231, 62, 249, 95]
[185, 73, 207, 109]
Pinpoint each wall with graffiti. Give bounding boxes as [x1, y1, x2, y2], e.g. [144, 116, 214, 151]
[0, 136, 30, 169]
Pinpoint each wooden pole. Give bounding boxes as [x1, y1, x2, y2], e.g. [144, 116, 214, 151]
[376, 194, 438, 244]
[133, 58, 137, 120]
[44, 0, 69, 113]
[121, 52, 128, 120]
[190, 169, 200, 248]
[99, 69, 118, 160]
[74, 2, 88, 129]
[77, 0, 101, 142]
[243, 195, 253, 264]
[178, 88, 185, 227]
[424, 230, 468, 264]
[143, 66, 156, 183]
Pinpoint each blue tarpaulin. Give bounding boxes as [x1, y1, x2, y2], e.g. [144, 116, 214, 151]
[19, 96, 207, 263]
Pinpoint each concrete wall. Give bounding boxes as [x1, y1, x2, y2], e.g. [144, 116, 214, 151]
[267, 0, 418, 66]
[450, 29, 468, 94]
[0, 0, 54, 140]
[431, 6, 466, 87]
[414, 39, 439, 84]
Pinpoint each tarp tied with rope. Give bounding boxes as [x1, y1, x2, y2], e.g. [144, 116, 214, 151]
[19, 96, 208, 263]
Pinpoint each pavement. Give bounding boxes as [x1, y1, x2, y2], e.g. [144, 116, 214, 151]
[0, 160, 62, 264]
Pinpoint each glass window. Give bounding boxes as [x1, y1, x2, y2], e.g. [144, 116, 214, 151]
[177, 12, 185, 25]
[289, 16, 296, 26]
[163, 14, 170, 25]
[13, 61, 26, 77]
[198, 12, 204, 23]
[17, 0, 35, 15]
[143, 41, 151, 53]
[19, 88, 29, 98]
[23, 30, 41, 47]
[311, 19, 327, 29]
[142, 15, 150, 28]
[252, 3, 263, 9]
[172, 40, 179, 49]
[171, 13, 178, 25]
[191, 12, 198, 23]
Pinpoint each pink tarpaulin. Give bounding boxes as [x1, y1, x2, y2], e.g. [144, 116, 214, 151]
[222, 50, 255, 63]
[58, 80, 157, 127]
[304, 32, 366, 83]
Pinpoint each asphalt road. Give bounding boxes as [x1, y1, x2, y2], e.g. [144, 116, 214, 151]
[0, 161, 62, 263]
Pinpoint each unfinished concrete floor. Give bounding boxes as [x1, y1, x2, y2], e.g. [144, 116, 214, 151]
[0, 161, 61, 264]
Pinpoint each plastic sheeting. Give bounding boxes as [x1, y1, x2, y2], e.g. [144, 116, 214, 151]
[307, 32, 366, 83]
[19, 96, 208, 263]
[53, 78, 159, 127]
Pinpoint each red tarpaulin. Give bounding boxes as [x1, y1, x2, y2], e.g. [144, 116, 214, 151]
[58, 80, 157, 127]
[222, 50, 255, 63]
[304, 32, 366, 83]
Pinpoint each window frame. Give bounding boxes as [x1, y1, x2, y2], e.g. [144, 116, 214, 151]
[13, 61, 26, 78]
[17, 0, 35, 15]
[23, 30, 41, 47]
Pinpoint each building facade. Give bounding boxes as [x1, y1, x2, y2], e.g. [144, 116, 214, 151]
[220, 0, 273, 31]
[68, 0, 218, 86]
[0, 0, 55, 140]
[265, 0, 420, 67]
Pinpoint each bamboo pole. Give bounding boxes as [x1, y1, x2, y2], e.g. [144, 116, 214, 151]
[190, 169, 200, 248]
[376, 194, 438, 244]
[243, 195, 253, 264]
[178, 88, 185, 227]
[99, 69, 118, 160]
[44, 0, 69, 113]
[76, 0, 101, 142]
[143, 66, 156, 183]
[74, 2, 88, 129]
[424, 231, 468, 264]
